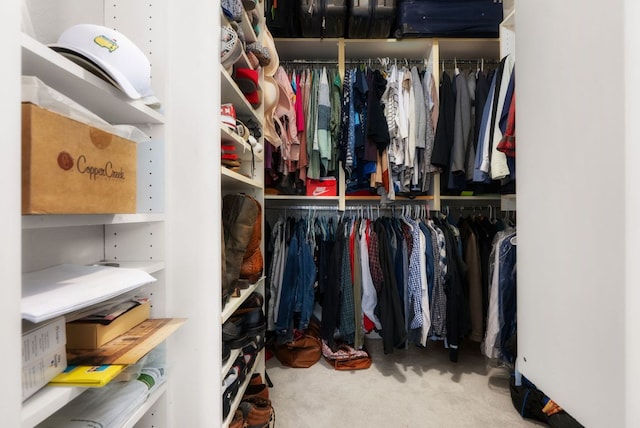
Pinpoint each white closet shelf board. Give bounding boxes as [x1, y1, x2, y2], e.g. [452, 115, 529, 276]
[21, 33, 164, 125]
[440, 195, 502, 201]
[265, 195, 341, 201]
[221, 68, 260, 123]
[22, 213, 165, 229]
[501, 194, 516, 211]
[222, 349, 242, 377]
[345, 195, 434, 201]
[437, 38, 501, 60]
[222, 349, 265, 428]
[502, 9, 516, 30]
[502, 0, 515, 17]
[344, 39, 433, 60]
[21, 386, 87, 428]
[221, 277, 265, 323]
[98, 260, 166, 274]
[120, 382, 167, 428]
[274, 38, 341, 60]
[222, 168, 263, 190]
[221, 127, 264, 163]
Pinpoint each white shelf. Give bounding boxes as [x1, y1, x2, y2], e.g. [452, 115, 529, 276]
[121, 382, 168, 428]
[21, 386, 88, 428]
[22, 213, 165, 229]
[222, 349, 242, 377]
[265, 195, 340, 201]
[440, 195, 502, 201]
[23, 379, 168, 428]
[221, 126, 264, 163]
[221, 277, 264, 323]
[222, 168, 263, 190]
[97, 260, 166, 274]
[222, 348, 265, 428]
[21, 33, 164, 125]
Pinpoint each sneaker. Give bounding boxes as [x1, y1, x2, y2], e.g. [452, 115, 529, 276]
[222, 0, 243, 22]
[234, 68, 259, 94]
[246, 42, 271, 67]
[242, 0, 257, 11]
[221, 24, 243, 71]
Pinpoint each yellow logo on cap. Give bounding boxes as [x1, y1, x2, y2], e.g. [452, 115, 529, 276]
[94, 35, 119, 52]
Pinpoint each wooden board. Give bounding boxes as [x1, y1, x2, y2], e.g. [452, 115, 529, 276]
[67, 318, 186, 365]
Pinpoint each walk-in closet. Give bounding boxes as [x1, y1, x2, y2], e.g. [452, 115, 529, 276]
[3, 0, 640, 427]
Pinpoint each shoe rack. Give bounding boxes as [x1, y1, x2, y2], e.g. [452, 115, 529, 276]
[220, 0, 267, 426]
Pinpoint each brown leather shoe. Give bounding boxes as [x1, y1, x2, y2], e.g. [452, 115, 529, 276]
[249, 373, 263, 386]
[239, 397, 273, 428]
[239, 196, 263, 282]
[242, 383, 269, 400]
[229, 409, 246, 428]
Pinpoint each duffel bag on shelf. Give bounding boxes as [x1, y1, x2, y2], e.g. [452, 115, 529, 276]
[348, 0, 396, 39]
[299, 0, 347, 38]
[395, 0, 504, 39]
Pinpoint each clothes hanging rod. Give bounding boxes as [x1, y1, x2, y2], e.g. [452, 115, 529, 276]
[439, 58, 501, 65]
[279, 58, 429, 65]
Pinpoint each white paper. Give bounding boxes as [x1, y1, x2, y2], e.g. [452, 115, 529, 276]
[21, 76, 150, 144]
[22, 264, 157, 323]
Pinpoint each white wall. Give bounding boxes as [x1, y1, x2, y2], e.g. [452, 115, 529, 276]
[517, 0, 628, 426]
[624, 1, 640, 426]
[2, 1, 23, 426]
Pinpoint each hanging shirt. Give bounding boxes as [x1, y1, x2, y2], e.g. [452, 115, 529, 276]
[490, 55, 515, 180]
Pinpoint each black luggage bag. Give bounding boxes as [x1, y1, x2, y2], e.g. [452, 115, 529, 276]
[395, 0, 503, 39]
[265, 0, 302, 38]
[348, 0, 396, 39]
[300, 0, 347, 38]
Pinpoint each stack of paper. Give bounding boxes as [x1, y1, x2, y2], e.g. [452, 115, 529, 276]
[22, 264, 157, 323]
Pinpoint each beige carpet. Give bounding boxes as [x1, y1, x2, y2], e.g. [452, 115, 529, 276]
[265, 338, 544, 428]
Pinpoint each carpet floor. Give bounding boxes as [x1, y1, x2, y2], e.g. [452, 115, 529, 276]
[265, 337, 543, 428]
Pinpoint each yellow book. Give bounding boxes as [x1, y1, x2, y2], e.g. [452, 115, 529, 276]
[49, 364, 127, 387]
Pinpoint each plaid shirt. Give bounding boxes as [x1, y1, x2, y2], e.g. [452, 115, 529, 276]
[427, 220, 447, 337]
[368, 226, 383, 293]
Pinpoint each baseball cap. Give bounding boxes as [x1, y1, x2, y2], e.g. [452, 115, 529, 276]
[50, 24, 160, 108]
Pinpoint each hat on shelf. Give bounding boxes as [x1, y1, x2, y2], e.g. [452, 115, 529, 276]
[50, 24, 160, 108]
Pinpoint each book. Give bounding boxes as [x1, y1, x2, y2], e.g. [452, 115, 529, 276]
[67, 318, 186, 365]
[49, 364, 127, 387]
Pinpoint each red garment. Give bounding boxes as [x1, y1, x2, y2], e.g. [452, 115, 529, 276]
[497, 91, 516, 157]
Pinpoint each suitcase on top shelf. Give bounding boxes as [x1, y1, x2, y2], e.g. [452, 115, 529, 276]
[300, 0, 347, 38]
[348, 0, 396, 39]
[395, 0, 503, 39]
[265, 0, 302, 38]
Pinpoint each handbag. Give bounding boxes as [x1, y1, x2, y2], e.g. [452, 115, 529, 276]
[322, 341, 372, 371]
[273, 334, 322, 368]
[273, 318, 323, 368]
[326, 353, 372, 371]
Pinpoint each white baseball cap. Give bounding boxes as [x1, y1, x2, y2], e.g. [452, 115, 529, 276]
[50, 24, 160, 107]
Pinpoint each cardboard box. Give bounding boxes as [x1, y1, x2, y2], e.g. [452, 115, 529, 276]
[22, 345, 67, 400]
[22, 102, 137, 214]
[22, 316, 66, 366]
[66, 301, 151, 349]
[306, 177, 337, 197]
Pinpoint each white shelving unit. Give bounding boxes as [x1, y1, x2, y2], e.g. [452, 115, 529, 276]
[5, 0, 224, 426]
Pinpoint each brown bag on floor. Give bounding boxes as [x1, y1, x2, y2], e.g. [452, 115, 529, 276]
[322, 341, 372, 371]
[273, 318, 322, 368]
[273, 334, 322, 368]
[327, 353, 372, 370]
